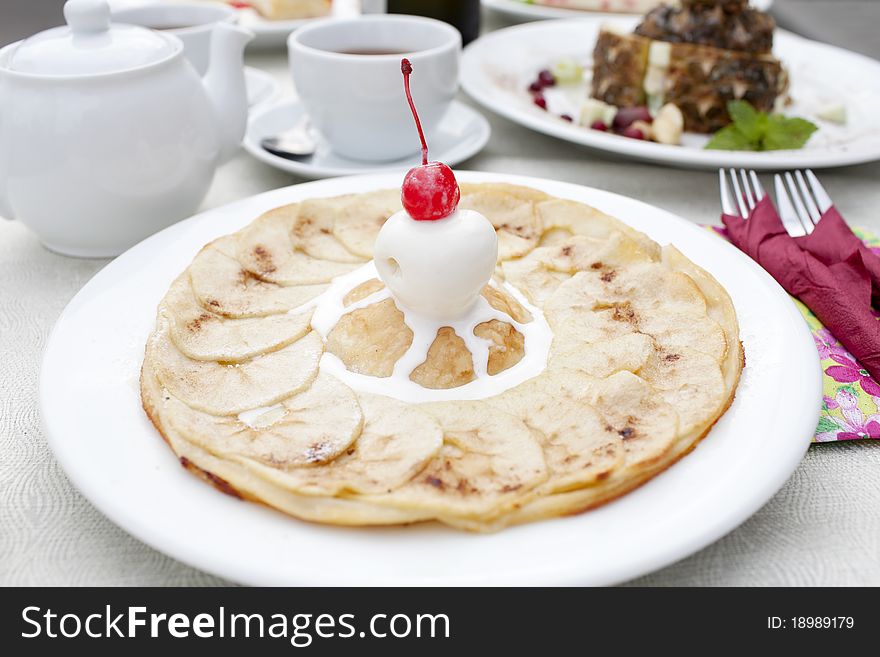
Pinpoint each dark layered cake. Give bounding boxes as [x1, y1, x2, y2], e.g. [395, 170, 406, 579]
[591, 0, 788, 133]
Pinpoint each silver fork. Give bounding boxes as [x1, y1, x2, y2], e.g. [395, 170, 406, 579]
[719, 166, 766, 217]
[774, 169, 833, 237]
[719, 168, 831, 238]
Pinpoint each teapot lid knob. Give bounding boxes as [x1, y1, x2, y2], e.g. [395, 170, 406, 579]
[64, 0, 111, 34]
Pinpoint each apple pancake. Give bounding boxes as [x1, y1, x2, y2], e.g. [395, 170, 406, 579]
[141, 183, 742, 531]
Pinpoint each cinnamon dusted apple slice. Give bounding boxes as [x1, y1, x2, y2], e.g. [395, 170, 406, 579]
[242, 393, 443, 496]
[489, 372, 624, 494]
[189, 236, 327, 318]
[638, 347, 727, 438]
[331, 190, 402, 258]
[293, 197, 370, 264]
[544, 260, 728, 360]
[458, 187, 544, 260]
[163, 373, 363, 468]
[162, 273, 312, 362]
[501, 231, 648, 306]
[146, 317, 322, 415]
[236, 204, 361, 285]
[536, 198, 661, 260]
[362, 402, 548, 520]
[549, 332, 656, 378]
[581, 370, 681, 474]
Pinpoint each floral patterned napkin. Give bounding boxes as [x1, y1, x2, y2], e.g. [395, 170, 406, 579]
[710, 225, 880, 443]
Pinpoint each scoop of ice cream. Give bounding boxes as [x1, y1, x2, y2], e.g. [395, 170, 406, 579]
[374, 208, 498, 319]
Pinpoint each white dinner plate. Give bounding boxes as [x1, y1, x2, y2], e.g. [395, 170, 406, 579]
[41, 171, 821, 586]
[462, 18, 880, 170]
[482, 0, 772, 22]
[108, 0, 361, 48]
[244, 99, 491, 178]
[236, 0, 361, 48]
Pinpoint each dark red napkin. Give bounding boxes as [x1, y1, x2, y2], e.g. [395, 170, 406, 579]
[796, 206, 880, 307]
[722, 197, 880, 382]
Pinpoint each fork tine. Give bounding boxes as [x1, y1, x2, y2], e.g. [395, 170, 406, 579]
[775, 174, 808, 237]
[719, 169, 738, 217]
[749, 170, 765, 200]
[795, 170, 821, 224]
[738, 169, 756, 210]
[806, 170, 833, 213]
[729, 168, 749, 218]
[784, 172, 814, 234]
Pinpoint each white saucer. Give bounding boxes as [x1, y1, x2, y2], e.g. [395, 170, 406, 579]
[244, 67, 279, 109]
[244, 99, 491, 179]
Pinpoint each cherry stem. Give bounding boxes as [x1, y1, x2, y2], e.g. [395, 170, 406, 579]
[401, 58, 429, 166]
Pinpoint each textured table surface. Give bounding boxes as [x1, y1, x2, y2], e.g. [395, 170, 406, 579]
[2, 1, 880, 586]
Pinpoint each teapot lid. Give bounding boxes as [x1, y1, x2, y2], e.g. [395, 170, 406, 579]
[7, 0, 178, 76]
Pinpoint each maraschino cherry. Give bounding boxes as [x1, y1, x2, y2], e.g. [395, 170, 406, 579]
[372, 59, 497, 320]
[400, 58, 460, 221]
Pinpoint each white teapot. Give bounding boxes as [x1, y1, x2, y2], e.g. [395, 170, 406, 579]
[0, 0, 253, 256]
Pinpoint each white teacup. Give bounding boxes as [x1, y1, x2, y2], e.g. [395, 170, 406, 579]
[112, 3, 237, 76]
[289, 15, 461, 162]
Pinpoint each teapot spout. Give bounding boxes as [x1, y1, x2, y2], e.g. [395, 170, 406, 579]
[203, 22, 254, 164]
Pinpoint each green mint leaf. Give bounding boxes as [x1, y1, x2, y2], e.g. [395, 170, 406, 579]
[705, 100, 818, 151]
[705, 124, 757, 150]
[763, 114, 819, 151]
[726, 100, 765, 141]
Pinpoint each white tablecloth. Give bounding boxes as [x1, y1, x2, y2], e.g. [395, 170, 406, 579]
[3, 24, 880, 586]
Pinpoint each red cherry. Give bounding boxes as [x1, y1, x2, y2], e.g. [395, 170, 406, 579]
[402, 162, 461, 222]
[533, 94, 547, 110]
[400, 58, 460, 221]
[590, 120, 608, 131]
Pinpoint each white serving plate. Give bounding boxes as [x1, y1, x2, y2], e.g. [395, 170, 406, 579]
[236, 0, 361, 48]
[41, 172, 821, 586]
[482, 0, 773, 22]
[462, 17, 880, 170]
[108, 0, 361, 48]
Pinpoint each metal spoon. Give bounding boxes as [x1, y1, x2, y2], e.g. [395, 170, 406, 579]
[261, 115, 317, 159]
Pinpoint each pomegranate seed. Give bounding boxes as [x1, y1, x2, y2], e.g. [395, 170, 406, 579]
[612, 106, 652, 131]
[560, 114, 573, 122]
[621, 126, 645, 140]
[590, 120, 608, 131]
[399, 59, 459, 221]
[534, 95, 547, 110]
[538, 69, 556, 87]
[528, 81, 543, 93]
